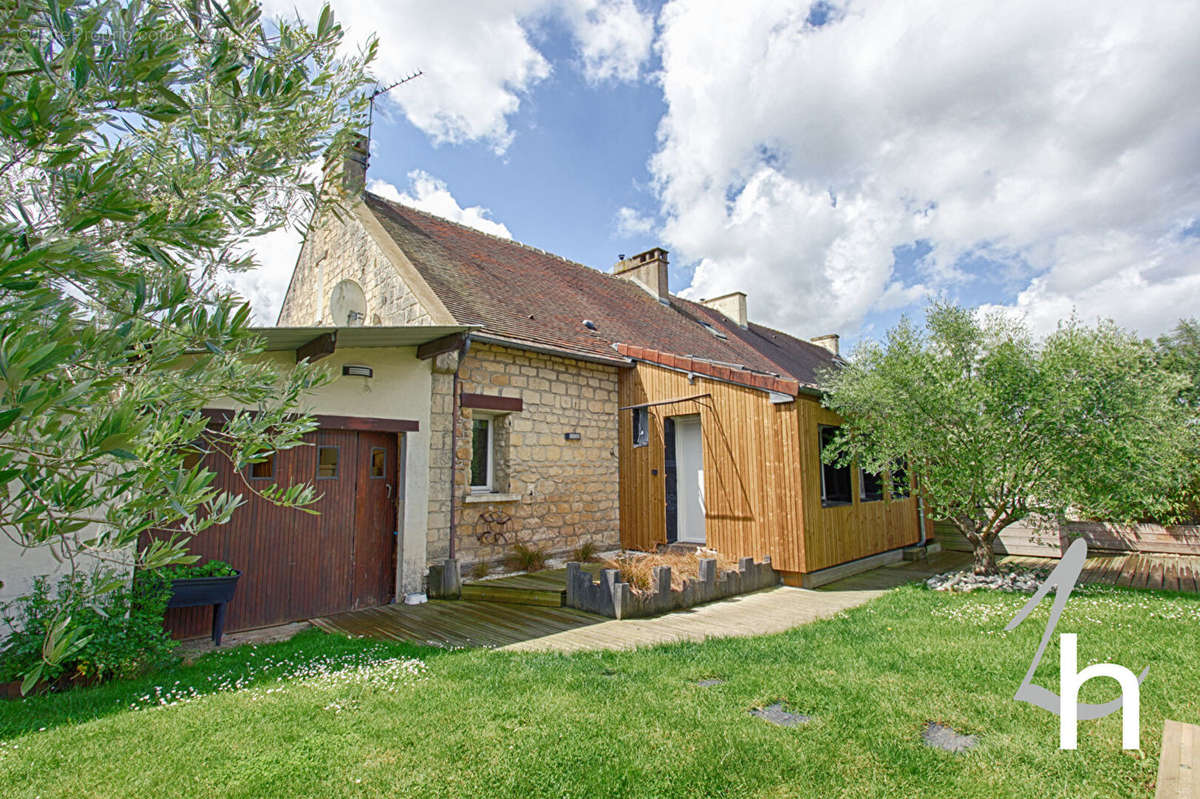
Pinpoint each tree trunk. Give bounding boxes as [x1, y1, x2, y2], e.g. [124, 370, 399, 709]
[971, 538, 999, 576]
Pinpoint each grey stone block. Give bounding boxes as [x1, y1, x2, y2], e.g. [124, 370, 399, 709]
[563, 555, 779, 619]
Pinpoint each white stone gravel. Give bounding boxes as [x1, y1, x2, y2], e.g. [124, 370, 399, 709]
[925, 568, 1044, 593]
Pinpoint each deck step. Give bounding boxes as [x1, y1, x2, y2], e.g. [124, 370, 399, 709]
[1156, 720, 1200, 798]
[460, 583, 565, 607]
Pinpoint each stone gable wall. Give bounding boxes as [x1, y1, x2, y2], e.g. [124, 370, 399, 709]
[277, 208, 434, 327]
[427, 342, 621, 574]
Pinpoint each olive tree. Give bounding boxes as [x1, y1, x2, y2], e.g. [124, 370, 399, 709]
[0, 0, 374, 685]
[820, 303, 1196, 575]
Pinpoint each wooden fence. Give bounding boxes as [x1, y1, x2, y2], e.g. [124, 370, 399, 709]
[935, 519, 1200, 558]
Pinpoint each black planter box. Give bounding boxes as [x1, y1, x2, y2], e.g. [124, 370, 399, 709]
[167, 571, 240, 645]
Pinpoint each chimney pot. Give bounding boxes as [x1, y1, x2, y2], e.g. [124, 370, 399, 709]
[613, 247, 669, 300]
[701, 291, 748, 328]
[811, 333, 840, 356]
[324, 135, 369, 198]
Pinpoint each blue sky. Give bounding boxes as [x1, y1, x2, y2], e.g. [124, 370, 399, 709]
[366, 35, 667, 283]
[243, 0, 1200, 352]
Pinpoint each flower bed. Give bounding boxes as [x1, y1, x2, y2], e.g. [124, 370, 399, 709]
[565, 554, 778, 619]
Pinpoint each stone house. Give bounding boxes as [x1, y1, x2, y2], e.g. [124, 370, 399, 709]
[267, 142, 925, 602]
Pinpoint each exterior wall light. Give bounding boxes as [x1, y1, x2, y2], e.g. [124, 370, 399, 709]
[342, 364, 373, 378]
[564, 432, 582, 441]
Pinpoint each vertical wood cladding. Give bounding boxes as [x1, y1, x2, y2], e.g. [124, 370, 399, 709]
[150, 428, 398, 638]
[618, 362, 920, 574]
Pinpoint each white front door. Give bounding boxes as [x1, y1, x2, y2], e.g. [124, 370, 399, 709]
[674, 416, 706, 544]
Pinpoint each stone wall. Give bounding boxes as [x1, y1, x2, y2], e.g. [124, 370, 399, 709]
[426, 342, 621, 574]
[277, 207, 435, 327]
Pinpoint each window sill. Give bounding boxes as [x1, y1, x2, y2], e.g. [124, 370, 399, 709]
[821, 500, 853, 508]
[464, 492, 521, 504]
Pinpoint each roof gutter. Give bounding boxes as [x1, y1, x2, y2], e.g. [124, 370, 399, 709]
[470, 333, 631, 367]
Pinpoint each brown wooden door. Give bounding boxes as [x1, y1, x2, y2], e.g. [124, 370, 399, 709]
[352, 431, 398, 608]
[149, 427, 398, 637]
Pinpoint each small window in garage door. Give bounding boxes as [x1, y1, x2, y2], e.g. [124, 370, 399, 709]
[369, 447, 386, 478]
[317, 446, 339, 478]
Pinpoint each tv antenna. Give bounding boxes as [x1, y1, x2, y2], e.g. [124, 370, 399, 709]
[367, 70, 424, 136]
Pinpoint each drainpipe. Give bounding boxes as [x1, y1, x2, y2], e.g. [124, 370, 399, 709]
[447, 334, 472, 562]
[916, 482, 928, 548]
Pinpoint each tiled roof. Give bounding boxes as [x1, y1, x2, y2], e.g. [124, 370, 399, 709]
[364, 192, 840, 391]
[614, 344, 804, 396]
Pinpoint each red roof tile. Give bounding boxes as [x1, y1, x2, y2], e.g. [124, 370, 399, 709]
[364, 192, 839, 390]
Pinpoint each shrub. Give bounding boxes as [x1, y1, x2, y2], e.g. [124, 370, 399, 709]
[505, 543, 547, 573]
[158, 559, 238, 580]
[1, 572, 177, 689]
[469, 561, 491, 580]
[570, 541, 599, 563]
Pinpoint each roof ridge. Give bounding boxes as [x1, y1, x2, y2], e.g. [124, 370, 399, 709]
[366, 190, 614, 278]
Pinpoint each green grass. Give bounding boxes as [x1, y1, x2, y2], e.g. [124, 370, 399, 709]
[2, 582, 1199, 798]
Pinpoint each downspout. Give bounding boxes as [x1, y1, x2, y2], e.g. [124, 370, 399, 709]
[447, 334, 472, 562]
[916, 481, 928, 548]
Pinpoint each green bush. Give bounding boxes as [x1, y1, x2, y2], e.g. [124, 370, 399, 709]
[157, 559, 238, 581]
[505, 543, 548, 573]
[1, 572, 177, 688]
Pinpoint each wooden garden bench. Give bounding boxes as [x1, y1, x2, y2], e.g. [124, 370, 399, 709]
[1156, 720, 1200, 798]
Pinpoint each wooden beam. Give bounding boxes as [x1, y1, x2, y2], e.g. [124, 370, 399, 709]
[312, 414, 418, 433]
[201, 408, 418, 433]
[416, 331, 467, 360]
[460, 393, 523, 412]
[296, 332, 336, 363]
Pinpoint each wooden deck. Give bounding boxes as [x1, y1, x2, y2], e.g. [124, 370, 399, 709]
[1156, 720, 1200, 799]
[311, 549, 1200, 653]
[311, 599, 605, 649]
[459, 564, 606, 607]
[1003, 553, 1200, 593]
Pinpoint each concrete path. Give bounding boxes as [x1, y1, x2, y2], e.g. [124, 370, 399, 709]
[498, 584, 880, 652]
[311, 549, 971, 653]
[500, 550, 971, 653]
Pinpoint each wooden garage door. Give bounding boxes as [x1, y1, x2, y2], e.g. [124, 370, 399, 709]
[153, 428, 398, 637]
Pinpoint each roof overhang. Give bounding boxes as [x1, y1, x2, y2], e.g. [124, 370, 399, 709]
[250, 325, 477, 363]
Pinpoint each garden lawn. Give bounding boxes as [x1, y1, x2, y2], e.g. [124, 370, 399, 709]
[2, 582, 1199, 798]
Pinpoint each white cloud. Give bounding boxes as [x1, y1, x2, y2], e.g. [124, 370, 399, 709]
[368, 173, 512, 238]
[227, 225, 305, 324]
[614, 205, 656, 237]
[652, 0, 1200, 339]
[562, 0, 656, 83]
[262, 0, 653, 152]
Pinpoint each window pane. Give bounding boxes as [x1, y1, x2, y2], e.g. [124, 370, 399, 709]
[860, 468, 883, 501]
[249, 453, 275, 480]
[370, 447, 386, 478]
[470, 418, 490, 488]
[819, 426, 852, 505]
[317, 446, 338, 479]
[891, 461, 910, 499]
[633, 407, 649, 447]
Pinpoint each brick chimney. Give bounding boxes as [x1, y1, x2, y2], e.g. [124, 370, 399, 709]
[324, 135, 369, 198]
[701, 291, 748, 328]
[811, 334, 839, 356]
[613, 248, 669, 300]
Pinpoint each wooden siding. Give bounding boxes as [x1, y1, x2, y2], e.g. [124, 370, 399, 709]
[618, 362, 921, 573]
[146, 428, 399, 637]
[796, 399, 922, 571]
